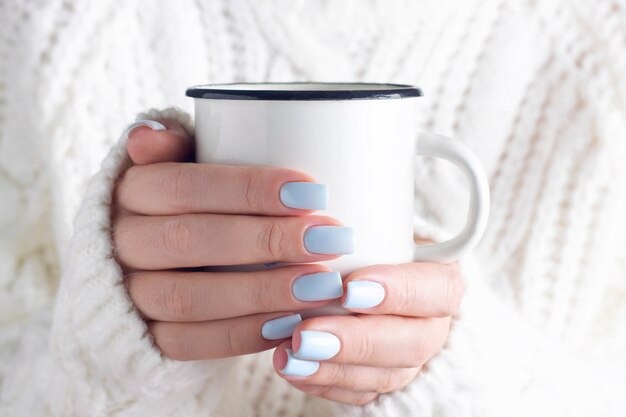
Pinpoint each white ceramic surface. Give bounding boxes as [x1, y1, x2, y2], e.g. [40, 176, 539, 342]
[190, 82, 490, 317]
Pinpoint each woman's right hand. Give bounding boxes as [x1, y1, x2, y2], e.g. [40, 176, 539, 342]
[112, 119, 352, 361]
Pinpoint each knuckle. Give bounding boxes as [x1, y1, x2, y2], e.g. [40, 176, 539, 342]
[355, 323, 375, 363]
[163, 165, 195, 211]
[252, 276, 275, 312]
[322, 363, 344, 386]
[259, 220, 284, 259]
[226, 319, 245, 355]
[444, 265, 464, 315]
[161, 217, 192, 255]
[398, 267, 419, 313]
[243, 169, 262, 211]
[164, 277, 194, 319]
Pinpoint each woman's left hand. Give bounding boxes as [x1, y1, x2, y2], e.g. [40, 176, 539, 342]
[273, 261, 463, 405]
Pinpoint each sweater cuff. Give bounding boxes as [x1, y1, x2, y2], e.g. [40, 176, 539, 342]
[48, 107, 235, 416]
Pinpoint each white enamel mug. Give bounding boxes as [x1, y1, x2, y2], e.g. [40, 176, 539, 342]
[186, 82, 489, 317]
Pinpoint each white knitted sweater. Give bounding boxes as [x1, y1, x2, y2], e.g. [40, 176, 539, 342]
[1, 0, 626, 416]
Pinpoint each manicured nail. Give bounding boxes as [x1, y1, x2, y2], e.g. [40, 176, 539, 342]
[280, 348, 320, 377]
[279, 182, 328, 210]
[292, 271, 343, 302]
[123, 119, 166, 139]
[261, 314, 302, 340]
[294, 331, 340, 360]
[342, 281, 385, 309]
[303, 226, 354, 255]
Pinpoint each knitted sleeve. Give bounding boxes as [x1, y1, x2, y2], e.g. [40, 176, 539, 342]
[47, 108, 240, 416]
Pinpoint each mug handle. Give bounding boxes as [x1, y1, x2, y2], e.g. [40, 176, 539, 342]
[413, 132, 490, 263]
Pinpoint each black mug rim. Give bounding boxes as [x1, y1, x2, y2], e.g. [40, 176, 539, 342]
[186, 82, 423, 101]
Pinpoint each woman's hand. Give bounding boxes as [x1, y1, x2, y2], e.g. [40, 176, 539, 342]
[114, 118, 463, 406]
[113, 119, 352, 360]
[272, 261, 463, 406]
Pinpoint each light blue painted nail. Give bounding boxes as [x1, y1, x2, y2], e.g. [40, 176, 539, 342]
[294, 331, 341, 360]
[280, 348, 320, 377]
[123, 119, 166, 139]
[342, 281, 385, 309]
[303, 226, 354, 255]
[279, 182, 328, 210]
[261, 314, 302, 340]
[292, 271, 343, 302]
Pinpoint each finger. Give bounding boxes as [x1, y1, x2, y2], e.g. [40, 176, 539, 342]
[127, 264, 343, 322]
[115, 162, 326, 216]
[126, 119, 194, 164]
[290, 314, 451, 368]
[148, 312, 299, 361]
[114, 214, 351, 270]
[273, 341, 420, 393]
[340, 262, 463, 317]
[289, 383, 379, 406]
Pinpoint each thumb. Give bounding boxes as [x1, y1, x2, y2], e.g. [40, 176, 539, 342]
[124, 119, 194, 164]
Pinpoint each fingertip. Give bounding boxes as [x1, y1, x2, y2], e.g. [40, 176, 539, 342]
[123, 120, 167, 138]
[126, 126, 156, 164]
[291, 329, 301, 353]
[273, 340, 292, 373]
[126, 119, 193, 164]
[341, 268, 389, 311]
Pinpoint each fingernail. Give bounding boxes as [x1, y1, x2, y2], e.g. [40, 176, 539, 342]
[294, 331, 340, 360]
[123, 119, 167, 139]
[303, 226, 354, 255]
[280, 348, 320, 376]
[342, 281, 385, 309]
[279, 182, 328, 210]
[261, 314, 302, 340]
[292, 271, 343, 302]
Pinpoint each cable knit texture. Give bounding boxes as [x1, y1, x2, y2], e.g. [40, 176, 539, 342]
[1, 0, 626, 416]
